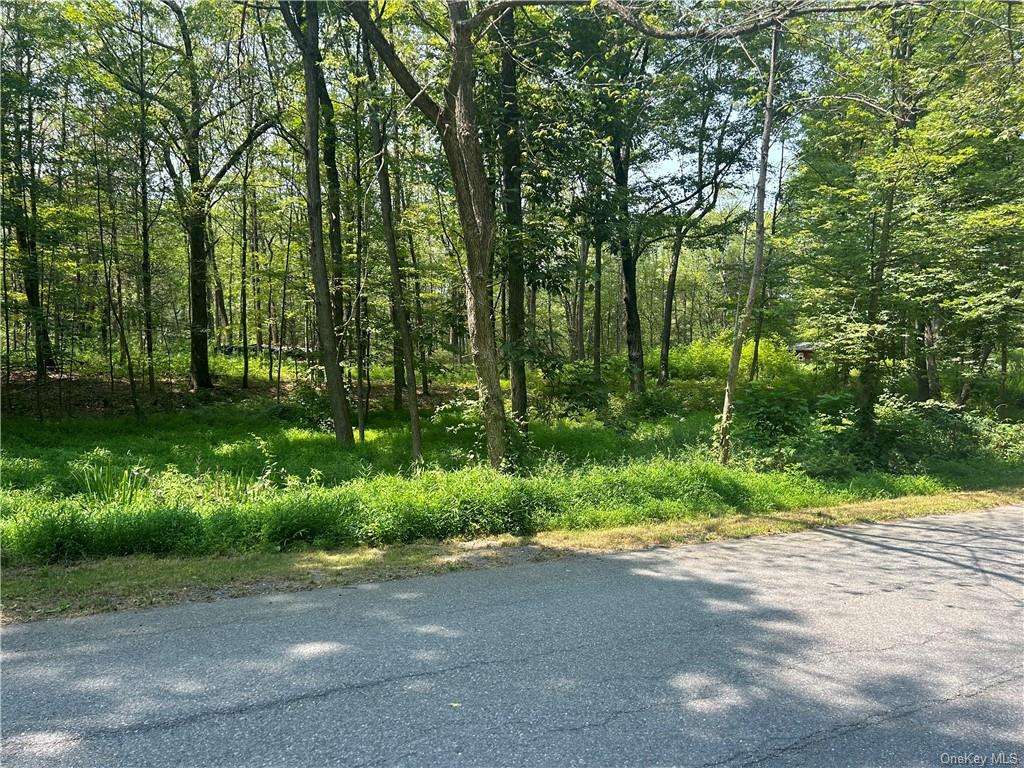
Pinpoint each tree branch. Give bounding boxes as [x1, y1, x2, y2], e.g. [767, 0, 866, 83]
[344, 1, 446, 129]
[208, 113, 280, 192]
[463, 0, 934, 40]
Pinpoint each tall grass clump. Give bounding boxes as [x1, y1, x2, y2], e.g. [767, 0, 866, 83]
[0, 453, 970, 566]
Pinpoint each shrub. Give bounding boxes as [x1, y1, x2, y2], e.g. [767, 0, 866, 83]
[735, 383, 812, 446]
[260, 488, 360, 549]
[288, 382, 332, 431]
[537, 360, 609, 417]
[873, 395, 982, 470]
[608, 387, 686, 423]
[980, 419, 1024, 462]
[660, 341, 730, 380]
[88, 500, 205, 557]
[1, 501, 90, 563]
[665, 378, 720, 411]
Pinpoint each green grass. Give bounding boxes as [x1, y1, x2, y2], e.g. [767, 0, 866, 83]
[0, 400, 716, 497]
[3, 398, 1021, 565]
[0, 454, 943, 562]
[3, 489, 1019, 624]
[2, 367, 1022, 623]
[3, 361, 1023, 570]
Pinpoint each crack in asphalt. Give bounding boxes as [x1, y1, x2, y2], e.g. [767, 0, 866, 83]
[700, 666, 1024, 768]
[3, 642, 589, 751]
[4, 507, 1021, 767]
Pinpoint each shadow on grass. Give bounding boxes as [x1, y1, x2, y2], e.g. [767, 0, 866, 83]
[0, 403, 718, 497]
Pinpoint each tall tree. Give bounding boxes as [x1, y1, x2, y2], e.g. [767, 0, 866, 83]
[719, 24, 782, 464]
[495, 8, 528, 430]
[280, 0, 356, 445]
[348, 0, 508, 467]
[1, 3, 57, 382]
[96, 0, 277, 388]
[363, 33, 423, 461]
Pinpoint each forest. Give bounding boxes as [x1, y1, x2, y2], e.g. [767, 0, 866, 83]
[1, 0, 1022, 597]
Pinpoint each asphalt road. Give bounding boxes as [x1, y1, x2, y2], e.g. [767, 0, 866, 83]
[3, 506, 1023, 768]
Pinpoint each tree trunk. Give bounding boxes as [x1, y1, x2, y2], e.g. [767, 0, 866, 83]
[748, 277, 767, 383]
[284, 0, 354, 445]
[592, 238, 602, 379]
[277, 207, 293, 402]
[316, 64, 346, 347]
[392, 129, 429, 396]
[208, 218, 229, 342]
[2, 238, 11, 386]
[859, 184, 893, 426]
[496, 8, 528, 432]
[365, 43, 423, 460]
[913, 318, 930, 400]
[185, 206, 213, 388]
[240, 162, 250, 389]
[572, 235, 588, 361]
[658, 222, 684, 385]
[621, 250, 646, 393]
[137, 6, 155, 395]
[611, 141, 644, 394]
[957, 345, 992, 406]
[924, 317, 940, 399]
[719, 25, 781, 464]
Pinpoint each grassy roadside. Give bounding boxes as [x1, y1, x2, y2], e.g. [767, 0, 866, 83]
[3, 489, 1019, 625]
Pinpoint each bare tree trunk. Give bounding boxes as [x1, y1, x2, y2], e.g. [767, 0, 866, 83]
[208, 218, 229, 346]
[281, 0, 354, 445]
[497, 8, 528, 431]
[315, 57, 346, 348]
[393, 132, 430, 396]
[2, 233, 11, 386]
[354, 202, 368, 441]
[859, 185, 893, 425]
[365, 37, 422, 461]
[572, 235, 588, 361]
[749, 141, 784, 383]
[913, 317, 930, 400]
[999, 335, 1008, 408]
[185, 206, 213, 387]
[924, 317, 941, 399]
[240, 159, 251, 388]
[957, 346, 991, 406]
[610, 141, 645, 394]
[658, 222, 684, 385]
[277, 209, 292, 403]
[621, 242, 645, 394]
[719, 25, 781, 464]
[748, 277, 767, 383]
[592, 238, 602, 379]
[137, 3, 155, 395]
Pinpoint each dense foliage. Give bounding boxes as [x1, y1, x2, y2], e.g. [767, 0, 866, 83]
[2, 1, 1022, 563]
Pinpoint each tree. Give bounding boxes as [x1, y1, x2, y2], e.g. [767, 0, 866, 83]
[719, 24, 782, 464]
[95, 0, 277, 388]
[494, 8, 528, 429]
[347, 0, 508, 468]
[363, 32, 423, 461]
[1, 3, 58, 382]
[280, 0, 356, 445]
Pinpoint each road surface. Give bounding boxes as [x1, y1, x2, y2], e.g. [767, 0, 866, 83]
[3, 506, 1023, 767]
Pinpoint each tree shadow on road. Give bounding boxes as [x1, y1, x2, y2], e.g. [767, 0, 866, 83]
[3, 511, 1021, 766]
